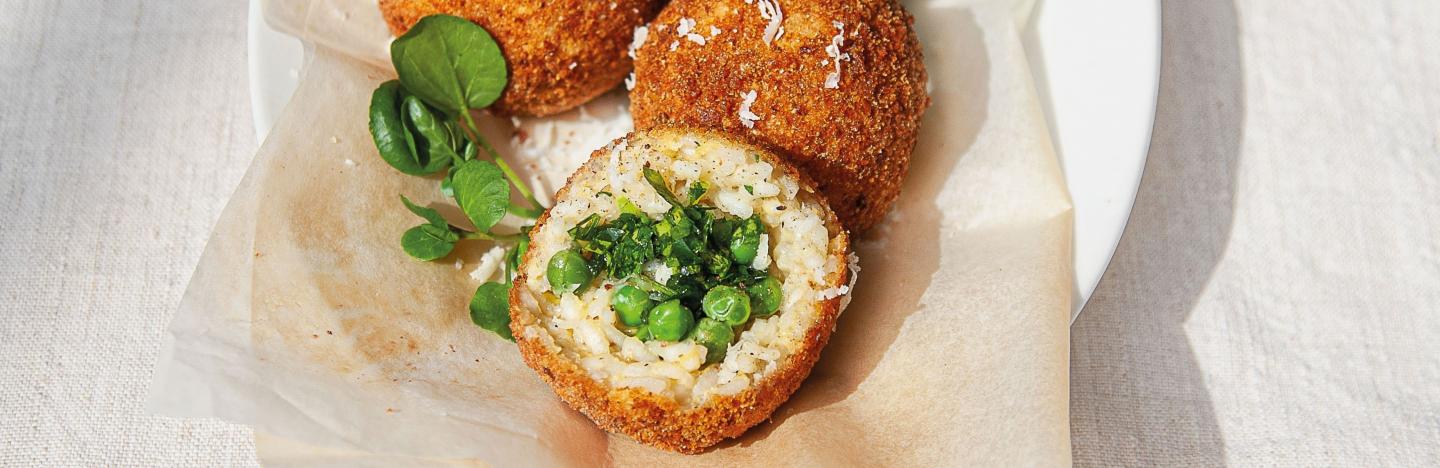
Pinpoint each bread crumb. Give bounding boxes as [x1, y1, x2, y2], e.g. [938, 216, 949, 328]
[343, 159, 356, 167]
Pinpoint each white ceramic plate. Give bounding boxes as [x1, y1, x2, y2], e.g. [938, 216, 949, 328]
[245, 0, 1160, 321]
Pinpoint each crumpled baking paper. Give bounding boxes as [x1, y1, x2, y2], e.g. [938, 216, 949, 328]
[148, 0, 1073, 465]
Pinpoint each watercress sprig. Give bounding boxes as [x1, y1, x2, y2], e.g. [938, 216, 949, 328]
[368, 14, 542, 341]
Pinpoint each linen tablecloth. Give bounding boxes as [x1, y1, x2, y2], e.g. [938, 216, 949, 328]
[1, 0, 1436, 465]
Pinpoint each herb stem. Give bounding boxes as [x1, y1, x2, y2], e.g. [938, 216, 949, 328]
[503, 247, 513, 284]
[459, 230, 525, 243]
[507, 203, 544, 219]
[458, 109, 547, 211]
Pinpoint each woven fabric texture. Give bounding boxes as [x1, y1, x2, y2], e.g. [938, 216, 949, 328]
[0, 1, 257, 466]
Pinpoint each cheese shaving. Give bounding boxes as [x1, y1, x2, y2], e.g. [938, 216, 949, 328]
[738, 90, 761, 128]
[823, 21, 849, 89]
[755, 0, 784, 46]
[627, 25, 648, 59]
[676, 17, 696, 37]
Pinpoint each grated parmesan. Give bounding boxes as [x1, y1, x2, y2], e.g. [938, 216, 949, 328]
[738, 90, 761, 128]
[755, 0, 784, 46]
[625, 72, 636, 90]
[823, 21, 849, 89]
[627, 25, 648, 59]
[686, 33, 706, 45]
[676, 17, 696, 36]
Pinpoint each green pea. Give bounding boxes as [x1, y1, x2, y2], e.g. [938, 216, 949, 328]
[748, 276, 783, 318]
[688, 318, 734, 364]
[546, 248, 593, 294]
[730, 216, 763, 265]
[611, 285, 653, 327]
[702, 285, 751, 326]
[647, 299, 695, 341]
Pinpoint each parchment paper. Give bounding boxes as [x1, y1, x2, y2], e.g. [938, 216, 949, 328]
[148, 0, 1073, 464]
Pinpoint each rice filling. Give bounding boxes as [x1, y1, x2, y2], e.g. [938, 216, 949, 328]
[519, 132, 843, 406]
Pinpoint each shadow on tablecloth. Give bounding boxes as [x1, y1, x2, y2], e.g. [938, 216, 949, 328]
[1070, 0, 1243, 465]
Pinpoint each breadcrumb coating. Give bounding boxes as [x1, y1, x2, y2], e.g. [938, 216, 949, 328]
[380, 0, 663, 116]
[630, 0, 929, 232]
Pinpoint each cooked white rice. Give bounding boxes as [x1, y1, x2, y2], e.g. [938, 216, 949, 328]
[517, 131, 847, 406]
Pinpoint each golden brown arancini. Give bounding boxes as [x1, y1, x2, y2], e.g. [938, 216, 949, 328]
[629, 0, 929, 233]
[510, 128, 853, 453]
[379, 0, 662, 117]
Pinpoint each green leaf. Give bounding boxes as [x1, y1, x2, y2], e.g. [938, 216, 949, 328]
[440, 167, 457, 198]
[460, 138, 478, 161]
[401, 223, 457, 261]
[505, 225, 532, 282]
[369, 80, 449, 175]
[452, 159, 510, 232]
[391, 15, 508, 115]
[402, 95, 461, 168]
[643, 167, 685, 207]
[470, 281, 514, 341]
[400, 195, 449, 227]
[630, 274, 678, 300]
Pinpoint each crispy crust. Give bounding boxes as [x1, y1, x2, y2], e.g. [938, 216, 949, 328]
[509, 128, 852, 453]
[379, 0, 661, 117]
[629, 0, 929, 233]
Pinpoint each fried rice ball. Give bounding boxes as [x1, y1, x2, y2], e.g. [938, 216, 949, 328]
[629, 0, 929, 233]
[511, 128, 853, 453]
[379, 0, 662, 117]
